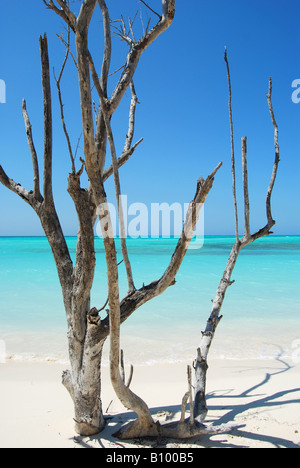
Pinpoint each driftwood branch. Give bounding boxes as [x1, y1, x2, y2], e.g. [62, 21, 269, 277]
[224, 47, 239, 241]
[42, 0, 77, 32]
[98, 162, 224, 440]
[97, 162, 223, 333]
[0, 166, 37, 208]
[242, 136, 250, 240]
[87, 49, 137, 293]
[103, 110, 136, 293]
[124, 82, 139, 153]
[192, 62, 281, 426]
[40, 34, 54, 209]
[102, 138, 144, 182]
[120, 350, 134, 388]
[22, 100, 43, 202]
[98, 0, 111, 97]
[94, 0, 111, 173]
[109, 0, 175, 114]
[139, 0, 162, 20]
[55, 28, 76, 174]
[56, 32, 78, 71]
[266, 77, 280, 227]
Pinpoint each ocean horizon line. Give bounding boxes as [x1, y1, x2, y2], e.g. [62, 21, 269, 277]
[0, 234, 299, 239]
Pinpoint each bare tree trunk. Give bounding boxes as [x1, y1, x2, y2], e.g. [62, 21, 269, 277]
[193, 240, 241, 424]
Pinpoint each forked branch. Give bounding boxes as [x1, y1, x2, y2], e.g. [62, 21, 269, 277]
[192, 57, 281, 426]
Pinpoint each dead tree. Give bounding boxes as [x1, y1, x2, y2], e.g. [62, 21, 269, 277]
[192, 51, 280, 426]
[108, 51, 280, 440]
[0, 0, 280, 440]
[0, 0, 220, 437]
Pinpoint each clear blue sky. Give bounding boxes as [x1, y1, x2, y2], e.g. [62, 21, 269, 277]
[0, 0, 299, 236]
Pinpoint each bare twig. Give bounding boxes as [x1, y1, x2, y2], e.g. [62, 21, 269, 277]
[139, 0, 162, 20]
[56, 33, 78, 70]
[224, 47, 239, 241]
[22, 100, 43, 201]
[120, 349, 126, 383]
[187, 365, 194, 426]
[120, 350, 134, 388]
[87, 49, 105, 102]
[104, 113, 136, 293]
[108, 64, 126, 78]
[128, 16, 137, 43]
[99, 297, 109, 313]
[145, 17, 151, 35]
[266, 77, 280, 226]
[126, 365, 134, 389]
[103, 138, 144, 182]
[124, 82, 139, 153]
[242, 136, 250, 239]
[74, 133, 83, 160]
[55, 28, 76, 174]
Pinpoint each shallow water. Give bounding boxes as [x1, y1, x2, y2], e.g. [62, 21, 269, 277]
[0, 236, 299, 365]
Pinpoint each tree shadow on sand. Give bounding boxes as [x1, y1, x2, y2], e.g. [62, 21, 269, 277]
[198, 350, 300, 448]
[74, 350, 300, 448]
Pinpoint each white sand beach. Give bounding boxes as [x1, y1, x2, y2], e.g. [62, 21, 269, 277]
[0, 358, 299, 449]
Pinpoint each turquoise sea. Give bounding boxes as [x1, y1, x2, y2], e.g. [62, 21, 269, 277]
[0, 236, 299, 365]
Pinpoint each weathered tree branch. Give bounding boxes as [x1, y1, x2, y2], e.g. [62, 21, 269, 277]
[102, 138, 144, 182]
[40, 34, 54, 209]
[55, 28, 76, 175]
[139, 0, 162, 20]
[43, 0, 77, 33]
[124, 82, 139, 153]
[94, 0, 111, 173]
[224, 47, 239, 241]
[109, 0, 175, 114]
[86, 46, 136, 292]
[22, 100, 43, 202]
[103, 111, 136, 292]
[98, 0, 111, 97]
[77, 0, 97, 35]
[193, 70, 281, 426]
[99, 162, 223, 335]
[0, 166, 38, 209]
[67, 172, 96, 306]
[242, 136, 250, 240]
[266, 77, 280, 228]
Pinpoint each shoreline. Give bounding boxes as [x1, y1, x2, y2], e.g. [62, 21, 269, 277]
[0, 358, 299, 448]
[2, 320, 299, 366]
